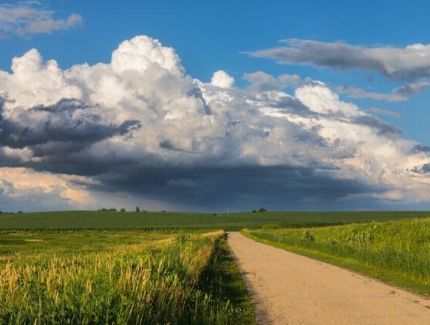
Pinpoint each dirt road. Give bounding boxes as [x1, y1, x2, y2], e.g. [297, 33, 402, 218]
[228, 232, 430, 325]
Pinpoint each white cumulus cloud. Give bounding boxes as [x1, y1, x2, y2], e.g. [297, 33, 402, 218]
[211, 70, 235, 88]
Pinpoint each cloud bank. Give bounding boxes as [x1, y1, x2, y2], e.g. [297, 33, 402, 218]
[249, 39, 430, 102]
[249, 39, 430, 80]
[1, 35, 430, 211]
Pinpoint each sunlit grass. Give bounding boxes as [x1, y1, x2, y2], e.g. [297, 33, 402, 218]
[0, 230, 252, 324]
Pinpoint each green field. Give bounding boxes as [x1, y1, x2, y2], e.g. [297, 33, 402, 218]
[0, 230, 254, 324]
[0, 210, 428, 230]
[1, 210, 430, 323]
[243, 218, 430, 296]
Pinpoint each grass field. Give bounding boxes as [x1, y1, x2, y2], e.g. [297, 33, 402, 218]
[1, 210, 429, 323]
[243, 218, 430, 296]
[0, 210, 428, 230]
[0, 230, 254, 324]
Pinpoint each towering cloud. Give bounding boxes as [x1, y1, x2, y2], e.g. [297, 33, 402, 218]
[0, 35, 429, 211]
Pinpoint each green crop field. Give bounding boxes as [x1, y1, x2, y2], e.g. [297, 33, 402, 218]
[0, 210, 428, 230]
[1, 211, 429, 323]
[243, 217, 430, 296]
[0, 230, 254, 324]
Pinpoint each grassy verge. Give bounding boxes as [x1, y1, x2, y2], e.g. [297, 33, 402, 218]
[0, 230, 254, 324]
[242, 218, 430, 297]
[198, 235, 255, 324]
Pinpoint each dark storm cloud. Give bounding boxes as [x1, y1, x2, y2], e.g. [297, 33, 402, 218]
[89, 165, 383, 210]
[0, 97, 140, 152]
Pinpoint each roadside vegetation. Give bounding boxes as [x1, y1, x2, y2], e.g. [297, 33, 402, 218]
[243, 217, 430, 296]
[0, 230, 254, 324]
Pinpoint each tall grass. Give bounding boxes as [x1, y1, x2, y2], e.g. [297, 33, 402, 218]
[0, 231, 247, 324]
[244, 218, 430, 295]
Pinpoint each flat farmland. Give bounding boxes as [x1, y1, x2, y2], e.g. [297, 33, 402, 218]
[0, 210, 428, 230]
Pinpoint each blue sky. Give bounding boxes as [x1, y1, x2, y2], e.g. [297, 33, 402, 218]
[1, 0, 430, 211]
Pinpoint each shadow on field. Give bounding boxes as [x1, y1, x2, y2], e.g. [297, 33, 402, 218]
[197, 234, 256, 324]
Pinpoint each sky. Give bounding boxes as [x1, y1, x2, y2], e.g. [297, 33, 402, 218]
[1, 0, 430, 212]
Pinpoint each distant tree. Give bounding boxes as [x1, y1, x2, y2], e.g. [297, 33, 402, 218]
[17, 211, 23, 214]
[136, 206, 140, 212]
[258, 207, 267, 213]
[120, 208, 126, 212]
[252, 210, 257, 213]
